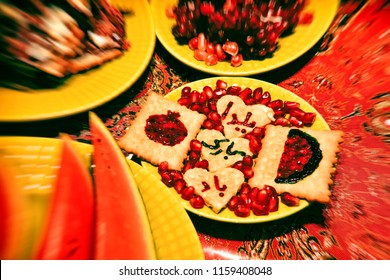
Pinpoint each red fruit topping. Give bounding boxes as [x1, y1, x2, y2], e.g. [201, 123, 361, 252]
[190, 195, 205, 209]
[194, 49, 207, 61]
[276, 129, 323, 184]
[197, 33, 207, 51]
[216, 79, 228, 90]
[215, 44, 227, 61]
[239, 183, 251, 196]
[228, 196, 240, 211]
[190, 139, 202, 152]
[181, 186, 195, 200]
[205, 54, 218, 66]
[188, 37, 198, 50]
[145, 111, 188, 146]
[268, 195, 279, 212]
[274, 117, 290, 127]
[174, 179, 187, 194]
[252, 201, 269, 216]
[230, 54, 243, 67]
[222, 41, 239, 56]
[281, 192, 300, 206]
[158, 161, 169, 173]
[234, 205, 251, 217]
[302, 112, 316, 126]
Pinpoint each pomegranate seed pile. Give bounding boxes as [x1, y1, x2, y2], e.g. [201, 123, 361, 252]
[169, 0, 306, 66]
[158, 79, 316, 217]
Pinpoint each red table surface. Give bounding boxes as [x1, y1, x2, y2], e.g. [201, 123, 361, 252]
[73, 0, 389, 260]
[1, 0, 388, 260]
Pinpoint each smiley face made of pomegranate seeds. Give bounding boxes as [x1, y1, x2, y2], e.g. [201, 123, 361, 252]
[196, 129, 252, 172]
[217, 95, 275, 139]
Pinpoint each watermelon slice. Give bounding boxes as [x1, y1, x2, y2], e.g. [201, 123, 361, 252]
[0, 160, 31, 259]
[89, 112, 156, 260]
[34, 135, 94, 260]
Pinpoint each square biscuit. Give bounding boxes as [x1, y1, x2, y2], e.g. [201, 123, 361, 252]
[248, 125, 344, 203]
[118, 92, 206, 170]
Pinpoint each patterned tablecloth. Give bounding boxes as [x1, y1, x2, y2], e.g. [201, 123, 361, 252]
[1, 0, 389, 260]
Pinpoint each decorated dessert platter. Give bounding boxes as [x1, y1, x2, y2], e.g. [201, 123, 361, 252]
[118, 77, 344, 223]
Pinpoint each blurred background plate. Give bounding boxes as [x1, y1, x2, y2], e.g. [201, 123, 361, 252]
[151, 0, 338, 76]
[0, 0, 155, 122]
[0, 136, 204, 260]
[142, 77, 331, 223]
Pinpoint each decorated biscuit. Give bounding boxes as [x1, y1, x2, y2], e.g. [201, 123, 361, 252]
[216, 95, 274, 139]
[248, 125, 344, 203]
[196, 129, 252, 172]
[118, 92, 207, 170]
[184, 167, 245, 213]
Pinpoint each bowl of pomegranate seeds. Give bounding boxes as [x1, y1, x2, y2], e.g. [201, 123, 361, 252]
[151, 0, 338, 76]
[139, 77, 344, 223]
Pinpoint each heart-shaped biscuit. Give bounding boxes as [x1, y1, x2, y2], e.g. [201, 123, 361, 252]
[217, 95, 274, 139]
[184, 167, 245, 213]
[196, 129, 252, 172]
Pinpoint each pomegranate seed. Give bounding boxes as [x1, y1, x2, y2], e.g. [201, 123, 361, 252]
[256, 189, 270, 205]
[216, 79, 228, 90]
[197, 33, 207, 51]
[199, 2, 215, 15]
[242, 166, 254, 179]
[249, 187, 260, 202]
[239, 88, 253, 101]
[230, 54, 243, 67]
[242, 155, 253, 166]
[203, 86, 214, 99]
[213, 88, 226, 98]
[181, 186, 195, 200]
[190, 139, 202, 152]
[273, 108, 286, 118]
[181, 86, 191, 97]
[234, 205, 251, 217]
[268, 99, 284, 111]
[268, 195, 279, 212]
[189, 150, 200, 161]
[289, 116, 304, 127]
[281, 192, 300, 206]
[239, 183, 251, 196]
[252, 201, 269, 216]
[188, 37, 198, 50]
[289, 108, 306, 119]
[208, 111, 221, 123]
[284, 101, 300, 111]
[222, 41, 239, 56]
[215, 44, 227, 61]
[165, 6, 175, 19]
[160, 171, 172, 186]
[170, 170, 183, 181]
[158, 161, 169, 173]
[274, 117, 290, 126]
[253, 87, 263, 101]
[260, 91, 271, 105]
[228, 196, 240, 211]
[264, 185, 277, 196]
[251, 127, 265, 138]
[205, 53, 218, 66]
[302, 112, 316, 125]
[227, 85, 241, 95]
[190, 103, 202, 112]
[177, 97, 190, 107]
[249, 137, 261, 154]
[206, 42, 216, 54]
[299, 12, 314, 24]
[202, 119, 214, 129]
[174, 179, 187, 194]
[232, 160, 243, 171]
[198, 92, 208, 104]
[183, 161, 193, 173]
[190, 195, 205, 209]
[194, 49, 207, 61]
[195, 160, 209, 169]
[190, 90, 200, 103]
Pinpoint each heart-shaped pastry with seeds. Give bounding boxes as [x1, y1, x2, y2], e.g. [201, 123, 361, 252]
[184, 167, 245, 213]
[196, 129, 252, 172]
[217, 95, 274, 139]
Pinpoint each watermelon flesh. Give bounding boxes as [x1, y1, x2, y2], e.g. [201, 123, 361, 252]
[89, 112, 156, 260]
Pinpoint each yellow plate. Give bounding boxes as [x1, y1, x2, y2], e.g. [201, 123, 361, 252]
[151, 0, 338, 76]
[0, 136, 204, 260]
[0, 0, 155, 122]
[142, 77, 330, 223]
